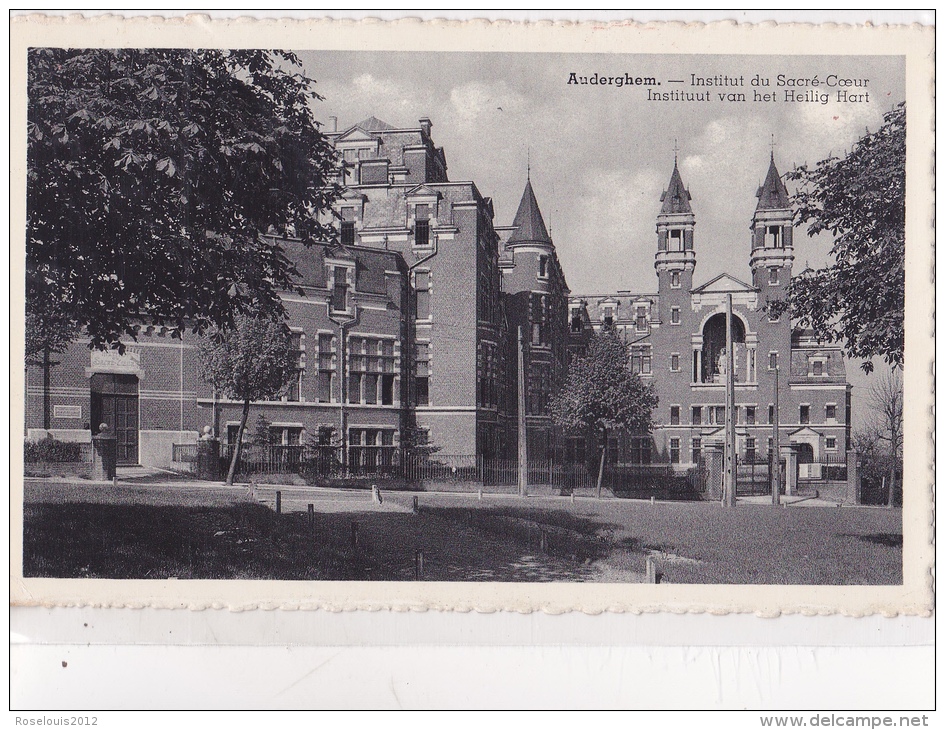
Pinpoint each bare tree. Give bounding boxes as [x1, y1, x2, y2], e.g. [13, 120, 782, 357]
[866, 367, 904, 506]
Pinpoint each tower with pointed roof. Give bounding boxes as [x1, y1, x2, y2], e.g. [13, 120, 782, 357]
[750, 154, 795, 294]
[655, 159, 697, 325]
[499, 174, 571, 461]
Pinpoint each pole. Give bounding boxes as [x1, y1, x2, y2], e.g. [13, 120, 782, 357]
[517, 326, 528, 497]
[723, 294, 736, 507]
[772, 366, 781, 505]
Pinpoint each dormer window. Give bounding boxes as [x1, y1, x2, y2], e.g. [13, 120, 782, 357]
[340, 221, 355, 246]
[414, 204, 431, 247]
[635, 306, 647, 331]
[331, 266, 350, 313]
[602, 305, 615, 328]
[340, 206, 356, 246]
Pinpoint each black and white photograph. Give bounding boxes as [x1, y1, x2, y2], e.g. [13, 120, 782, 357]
[13, 18, 931, 611]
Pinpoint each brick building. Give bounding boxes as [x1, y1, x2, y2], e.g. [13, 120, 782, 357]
[568, 155, 852, 477]
[25, 238, 410, 470]
[24, 114, 529, 468]
[325, 115, 511, 458]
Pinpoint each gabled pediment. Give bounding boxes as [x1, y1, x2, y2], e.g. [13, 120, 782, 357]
[405, 184, 441, 200]
[335, 127, 378, 143]
[789, 426, 823, 438]
[692, 273, 758, 294]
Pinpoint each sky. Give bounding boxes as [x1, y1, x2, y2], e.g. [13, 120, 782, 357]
[297, 50, 905, 429]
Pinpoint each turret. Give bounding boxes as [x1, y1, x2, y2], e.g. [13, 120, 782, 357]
[750, 154, 794, 291]
[655, 160, 696, 322]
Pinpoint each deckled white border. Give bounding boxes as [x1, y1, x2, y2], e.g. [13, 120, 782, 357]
[9, 14, 934, 615]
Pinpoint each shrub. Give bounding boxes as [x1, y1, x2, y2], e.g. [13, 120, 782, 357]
[24, 437, 82, 463]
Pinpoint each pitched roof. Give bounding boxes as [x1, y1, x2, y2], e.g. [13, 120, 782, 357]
[507, 178, 552, 246]
[755, 154, 791, 210]
[354, 116, 397, 133]
[660, 163, 692, 214]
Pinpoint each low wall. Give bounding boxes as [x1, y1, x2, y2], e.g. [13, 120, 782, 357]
[139, 430, 199, 469]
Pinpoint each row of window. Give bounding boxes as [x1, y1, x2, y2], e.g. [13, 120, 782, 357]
[668, 403, 839, 426]
[339, 203, 434, 248]
[281, 334, 401, 406]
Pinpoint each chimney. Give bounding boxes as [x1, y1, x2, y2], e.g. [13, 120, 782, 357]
[419, 117, 432, 136]
[328, 116, 338, 133]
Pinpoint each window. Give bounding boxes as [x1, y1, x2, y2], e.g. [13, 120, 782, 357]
[414, 271, 431, 320]
[226, 424, 240, 445]
[670, 271, 681, 288]
[317, 334, 333, 403]
[671, 306, 681, 325]
[538, 255, 549, 278]
[348, 337, 396, 406]
[746, 406, 756, 425]
[670, 438, 680, 464]
[768, 352, 778, 370]
[414, 204, 431, 246]
[670, 405, 680, 426]
[691, 406, 702, 426]
[768, 308, 780, 323]
[669, 229, 683, 252]
[767, 225, 783, 248]
[709, 405, 725, 425]
[416, 342, 430, 406]
[602, 306, 615, 328]
[340, 221, 355, 246]
[532, 322, 543, 346]
[285, 331, 303, 402]
[746, 437, 757, 462]
[768, 404, 775, 424]
[414, 219, 430, 247]
[630, 438, 651, 465]
[811, 359, 825, 376]
[826, 437, 837, 450]
[631, 346, 652, 375]
[671, 353, 680, 372]
[691, 438, 702, 463]
[636, 306, 647, 331]
[768, 267, 780, 285]
[826, 404, 837, 421]
[270, 426, 302, 446]
[800, 405, 810, 424]
[331, 266, 349, 312]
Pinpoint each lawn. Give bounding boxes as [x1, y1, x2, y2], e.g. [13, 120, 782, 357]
[22, 481, 902, 584]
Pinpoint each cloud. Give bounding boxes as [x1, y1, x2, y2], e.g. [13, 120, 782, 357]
[448, 81, 525, 126]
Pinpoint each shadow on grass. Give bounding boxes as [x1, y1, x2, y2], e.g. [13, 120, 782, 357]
[23, 501, 378, 580]
[841, 532, 903, 548]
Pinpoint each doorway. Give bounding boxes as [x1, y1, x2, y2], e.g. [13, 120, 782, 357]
[90, 373, 139, 465]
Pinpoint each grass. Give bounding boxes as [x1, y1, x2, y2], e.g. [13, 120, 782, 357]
[22, 481, 903, 584]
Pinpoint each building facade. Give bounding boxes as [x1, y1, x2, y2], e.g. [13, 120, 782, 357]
[325, 115, 511, 458]
[569, 155, 852, 475]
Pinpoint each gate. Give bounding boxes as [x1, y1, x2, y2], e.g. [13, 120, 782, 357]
[735, 454, 779, 496]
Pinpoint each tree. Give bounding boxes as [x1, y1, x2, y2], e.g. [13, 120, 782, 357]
[25, 292, 81, 430]
[550, 330, 658, 497]
[866, 368, 904, 506]
[27, 48, 340, 351]
[197, 314, 294, 485]
[774, 103, 904, 373]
